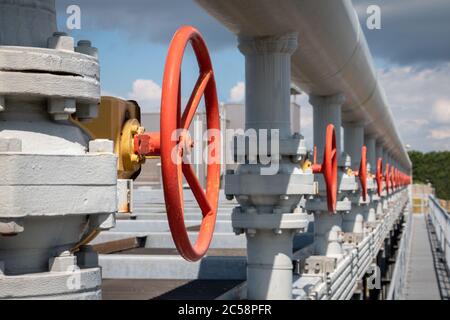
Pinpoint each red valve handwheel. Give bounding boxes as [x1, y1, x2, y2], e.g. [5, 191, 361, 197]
[136, 26, 221, 262]
[376, 158, 383, 197]
[390, 166, 395, 193]
[358, 146, 368, 201]
[312, 124, 338, 213]
[385, 164, 390, 195]
[394, 168, 398, 190]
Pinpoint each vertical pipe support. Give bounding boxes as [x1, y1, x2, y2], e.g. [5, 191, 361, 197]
[342, 122, 367, 233]
[232, 33, 303, 300]
[364, 135, 378, 223]
[309, 94, 346, 257]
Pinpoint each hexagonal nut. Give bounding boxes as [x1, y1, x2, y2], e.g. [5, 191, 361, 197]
[48, 98, 76, 121]
[47, 32, 75, 51]
[246, 207, 257, 215]
[0, 138, 22, 153]
[273, 228, 283, 235]
[246, 229, 257, 237]
[0, 219, 24, 236]
[232, 207, 243, 215]
[75, 245, 99, 268]
[75, 40, 99, 58]
[92, 213, 116, 231]
[273, 207, 284, 215]
[49, 254, 77, 273]
[89, 139, 114, 154]
[0, 96, 5, 112]
[76, 103, 99, 121]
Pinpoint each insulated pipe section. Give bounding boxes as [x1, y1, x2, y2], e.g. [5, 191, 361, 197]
[195, 0, 411, 170]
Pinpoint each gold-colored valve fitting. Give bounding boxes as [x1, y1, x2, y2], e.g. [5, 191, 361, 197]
[302, 159, 313, 171]
[71, 96, 145, 179]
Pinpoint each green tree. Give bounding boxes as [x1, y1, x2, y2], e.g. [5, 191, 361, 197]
[409, 151, 450, 200]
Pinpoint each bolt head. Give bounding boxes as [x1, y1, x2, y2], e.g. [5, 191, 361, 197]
[226, 195, 234, 201]
[273, 207, 283, 215]
[232, 207, 242, 215]
[246, 229, 257, 237]
[0, 96, 5, 112]
[53, 32, 68, 37]
[77, 40, 92, 47]
[246, 207, 257, 214]
[273, 229, 283, 235]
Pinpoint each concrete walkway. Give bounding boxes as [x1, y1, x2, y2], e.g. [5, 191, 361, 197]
[404, 214, 441, 300]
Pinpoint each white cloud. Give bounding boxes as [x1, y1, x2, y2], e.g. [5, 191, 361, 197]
[429, 128, 450, 140]
[379, 63, 450, 151]
[294, 64, 450, 152]
[229, 82, 245, 103]
[127, 79, 162, 112]
[432, 99, 450, 124]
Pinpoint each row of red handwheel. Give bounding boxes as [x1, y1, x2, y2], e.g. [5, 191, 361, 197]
[133, 26, 412, 262]
[313, 125, 412, 214]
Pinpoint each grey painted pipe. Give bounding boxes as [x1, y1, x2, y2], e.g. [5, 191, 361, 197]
[196, 0, 411, 170]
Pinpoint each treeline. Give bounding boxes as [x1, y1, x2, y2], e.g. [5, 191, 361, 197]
[409, 151, 450, 200]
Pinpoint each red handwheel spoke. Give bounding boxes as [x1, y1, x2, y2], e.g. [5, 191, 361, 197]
[330, 149, 336, 160]
[182, 163, 213, 218]
[181, 71, 212, 130]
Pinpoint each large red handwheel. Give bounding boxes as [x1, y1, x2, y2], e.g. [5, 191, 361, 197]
[376, 158, 383, 197]
[160, 26, 220, 262]
[390, 166, 395, 193]
[358, 146, 368, 201]
[312, 124, 338, 213]
[385, 164, 390, 195]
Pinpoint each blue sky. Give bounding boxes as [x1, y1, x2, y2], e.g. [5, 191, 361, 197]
[56, 1, 245, 105]
[55, 0, 450, 152]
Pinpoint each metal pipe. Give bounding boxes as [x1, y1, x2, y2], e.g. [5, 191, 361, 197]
[240, 35, 297, 140]
[310, 94, 345, 257]
[195, 0, 412, 170]
[0, 0, 57, 47]
[344, 123, 365, 170]
[231, 33, 304, 300]
[365, 135, 376, 174]
[311, 94, 345, 161]
[342, 123, 367, 233]
[246, 230, 295, 300]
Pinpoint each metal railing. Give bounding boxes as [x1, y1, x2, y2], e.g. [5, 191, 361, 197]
[429, 196, 450, 272]
[387, 204, 413, 300]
